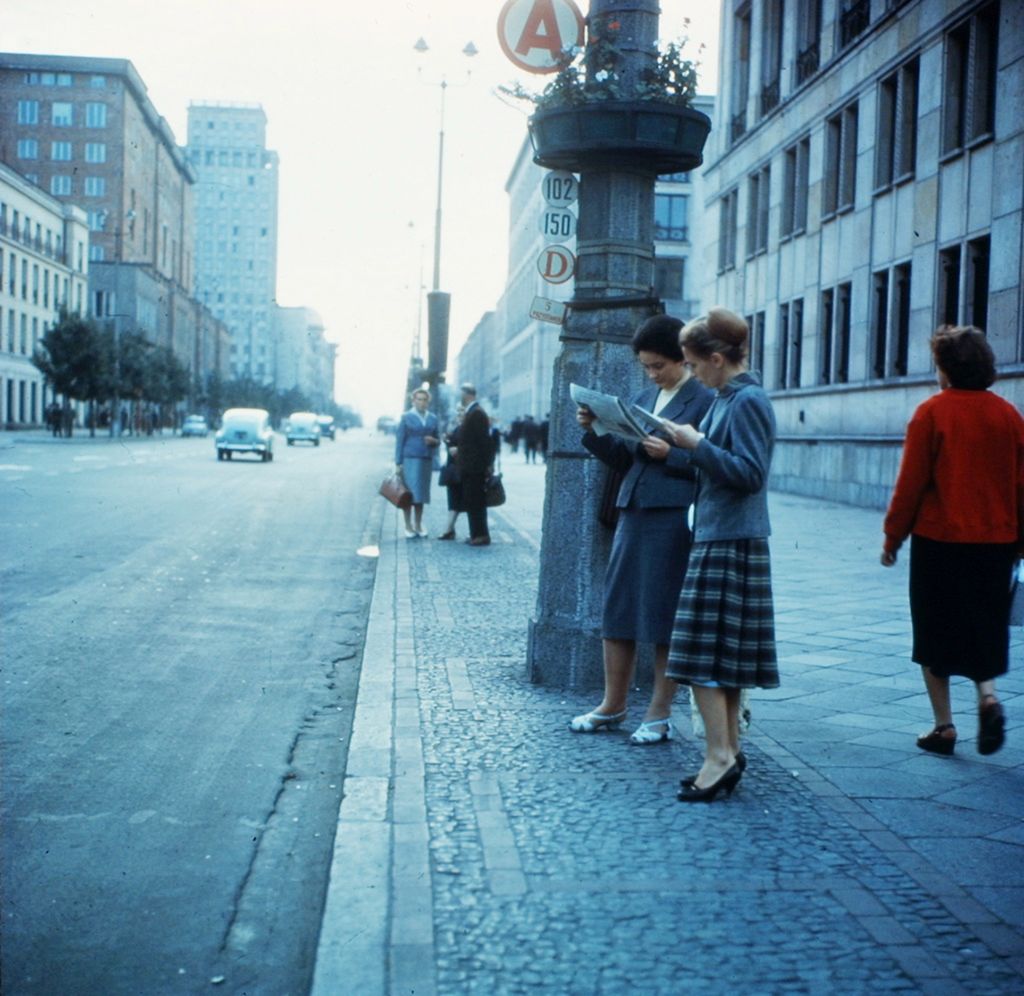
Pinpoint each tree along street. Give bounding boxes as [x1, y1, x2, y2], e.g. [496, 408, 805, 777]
[1, 430, 388, 994]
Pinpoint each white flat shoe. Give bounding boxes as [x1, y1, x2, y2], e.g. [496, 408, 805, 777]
[629, 718, 675, 745]
[416, 527, 429, 537]
[404, 528, 416, 539]
[569, 709, 627, 733]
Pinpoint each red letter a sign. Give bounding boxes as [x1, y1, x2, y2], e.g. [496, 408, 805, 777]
[497, 0, 585, 75]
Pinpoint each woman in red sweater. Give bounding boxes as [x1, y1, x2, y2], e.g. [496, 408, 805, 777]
[882, 326, 1024, 756]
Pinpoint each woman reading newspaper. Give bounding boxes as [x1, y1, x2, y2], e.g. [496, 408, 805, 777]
[570, 315, 713, 743]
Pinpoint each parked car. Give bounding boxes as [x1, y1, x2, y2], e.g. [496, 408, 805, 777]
[316, 415, 336, 440]
[215, 408, 274, 462]
[181, 414, 209, 437]
[286, 411, 321, 446]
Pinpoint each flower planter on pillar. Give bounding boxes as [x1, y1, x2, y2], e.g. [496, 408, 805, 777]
[528, 100, 712, 174]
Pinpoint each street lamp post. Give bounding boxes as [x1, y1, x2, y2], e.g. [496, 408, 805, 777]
[413, 38, 477, 401]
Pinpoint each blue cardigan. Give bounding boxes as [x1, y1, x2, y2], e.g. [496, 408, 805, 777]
[690, 372, 776, 542]
[395, 410, 440, 462]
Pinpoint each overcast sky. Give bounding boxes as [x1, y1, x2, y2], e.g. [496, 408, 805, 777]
[6, 1, 721, 420]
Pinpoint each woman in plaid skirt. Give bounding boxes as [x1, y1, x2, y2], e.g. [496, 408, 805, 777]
[660, 309, 779, 802]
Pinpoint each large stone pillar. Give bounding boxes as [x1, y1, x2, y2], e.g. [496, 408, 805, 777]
[527, 0, 662, 689]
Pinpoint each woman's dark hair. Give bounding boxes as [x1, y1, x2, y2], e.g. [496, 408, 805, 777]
[632, 314, 684, 361]
[680, 307, 748, 363]
[931, 325, 996, 390]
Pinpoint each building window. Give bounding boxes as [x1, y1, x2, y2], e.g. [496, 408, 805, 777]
[966, 235, 991, 331]
[781, 137, 810, 238]
[876, 58, 918, 190]
[56, 73, 72, 86]
[85, 103, 108, 128]
[731, 4, 752, 144]
[760, 0, 784, 118]
[937, 245, 961, 326]
[777, 299, 803, 389]
[892, 263, 912, 376]
[84, 142, 107, 163]
[50, 176, 72, 196]
[51, 141, 73, 161]
[839, 0, 870, 50]
[654, 257, 685, 301]
[942, 3, 999, 156]
[90, 75, 106, 88]
[89, 245, 105, 262]
[84, 177, 106, 196]
[87, 211, 106, 231]
[718, 189, 739, 272]
[746, 166, 770, 257]
[796, 0, 822, 84]
[751, 311, 766, 375]
[24, 72, 39, 84]
[654, 194, 688, 241]
[824, 102, 858, 216]
[871, 269, 890, 379]
[17, 100, 39, 124]
[51, 102, 73, 126]
[16, 138, 38, 159]
[835, 282, 852, 383]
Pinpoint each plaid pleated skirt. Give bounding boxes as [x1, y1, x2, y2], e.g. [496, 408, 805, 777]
[667, 538, 779, 688]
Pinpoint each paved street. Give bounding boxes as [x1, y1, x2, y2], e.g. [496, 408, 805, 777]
[1, 429, 388, 995]
[315, 457, 1024, 995]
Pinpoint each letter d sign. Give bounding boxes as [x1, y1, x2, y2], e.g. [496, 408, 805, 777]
[537, 244, 576, 284]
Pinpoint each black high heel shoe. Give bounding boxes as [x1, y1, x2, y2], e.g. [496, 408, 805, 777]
[677, 763, 742, 803]
[680, 751, 746, 790]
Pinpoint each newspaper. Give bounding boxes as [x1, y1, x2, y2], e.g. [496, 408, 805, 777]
[570, 383, 668, 441]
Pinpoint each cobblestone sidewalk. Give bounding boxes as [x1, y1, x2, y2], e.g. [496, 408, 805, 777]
[314, 464, 1024, 995]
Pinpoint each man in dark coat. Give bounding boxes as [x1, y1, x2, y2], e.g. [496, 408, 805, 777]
[456, 384, 492, 546]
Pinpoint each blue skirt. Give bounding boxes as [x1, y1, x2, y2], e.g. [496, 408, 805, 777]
[667, 538, 779, 688]
[602, 507, 692, 645]
[403, 457, 433, 504]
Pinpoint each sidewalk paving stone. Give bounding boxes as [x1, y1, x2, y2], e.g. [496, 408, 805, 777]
[313, 463, 1024, 994]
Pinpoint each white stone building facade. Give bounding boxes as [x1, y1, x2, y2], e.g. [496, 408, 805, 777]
[186, 103, 279, 384]
[0, 161, 89, 427]
[274, 305, 335, 409]
[705, 0, 1023, 506]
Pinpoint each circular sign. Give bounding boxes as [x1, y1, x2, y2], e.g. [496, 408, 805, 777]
[541, 170, 578, 207]
[536, 244, 576, 284]
[497, 0, 585, 75]
[538, 207, 577, 241]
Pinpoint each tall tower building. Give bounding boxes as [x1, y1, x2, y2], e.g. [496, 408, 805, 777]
[186, 103, 279, 383]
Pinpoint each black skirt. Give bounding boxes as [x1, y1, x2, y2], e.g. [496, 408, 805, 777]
[909, 535, 1016, 681]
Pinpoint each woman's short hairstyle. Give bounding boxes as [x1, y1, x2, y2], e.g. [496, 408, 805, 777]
[411, 388, 431, 401]
[632, 314, 684, 360]
[680, 307, 749, 364]
[931, 325, 996, 389]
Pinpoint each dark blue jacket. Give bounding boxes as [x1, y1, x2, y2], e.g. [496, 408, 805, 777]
[583, 377, 713, 509]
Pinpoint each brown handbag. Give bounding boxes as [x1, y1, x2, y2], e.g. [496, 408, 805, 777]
[379, 472, 412, 510]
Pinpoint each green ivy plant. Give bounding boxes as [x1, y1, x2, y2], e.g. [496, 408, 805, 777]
[499, 19, 700, 111]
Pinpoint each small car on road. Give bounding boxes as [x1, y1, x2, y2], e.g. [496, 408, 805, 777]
[316, 415, 336, 440]
[215, 408, 274, 462]
[181, 414, 209, 437]
[286, 411, 321, 446]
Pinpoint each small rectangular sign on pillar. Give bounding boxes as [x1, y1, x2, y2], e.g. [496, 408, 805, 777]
[529, 296, 567, 325]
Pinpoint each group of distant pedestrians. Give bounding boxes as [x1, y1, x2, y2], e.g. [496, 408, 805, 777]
[393, 383, 497, 547]
[505, 415, 548, 464]
[44, 401, 76, 438]
[570, 308, 1023, 803]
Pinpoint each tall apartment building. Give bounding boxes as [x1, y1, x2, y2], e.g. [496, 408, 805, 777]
[0, 53, 228, 396]
[186, 103, 279, 384]
[0, 161, 89, 427]
[705, 0, 1023, 507]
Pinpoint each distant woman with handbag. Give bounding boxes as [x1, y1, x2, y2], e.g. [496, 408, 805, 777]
[881, 325, 1024, 757]
[571, 314, 713, 744]
[395, 388, 440, 539]
[437, 407, 464, 540]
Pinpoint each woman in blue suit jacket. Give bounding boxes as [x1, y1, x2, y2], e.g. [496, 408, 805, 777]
[395, 388, 440, 538]
[571, 315, 714, 744]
